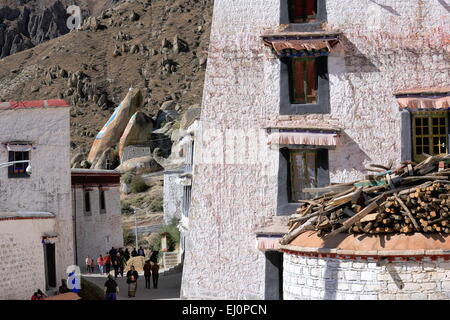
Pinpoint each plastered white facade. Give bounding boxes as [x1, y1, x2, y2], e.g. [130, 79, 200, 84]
[0, 219, 57, 300]
[0, 107, 74, 299]
[284, 253, 450, 300]
[163, 171, 184, 225]
[72, 186, 123, 265]
[181, 1, 449, 299]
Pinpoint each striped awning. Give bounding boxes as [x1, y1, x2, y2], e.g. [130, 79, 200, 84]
[395, 87, 450, 110]
[262, 32, 340, 57]
[269, 40, 335, 54]
[269, 132, 339, 146]
[7, 143, 32, 152]
[257, 237, 282, 251]
[397, 96, 450, 110]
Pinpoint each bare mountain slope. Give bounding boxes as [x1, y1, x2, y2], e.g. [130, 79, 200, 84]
[0, 0, 213, 153]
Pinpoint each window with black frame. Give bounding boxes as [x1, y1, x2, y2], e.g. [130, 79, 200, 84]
[288, 56, 328, 106]
[99, 190, 106, 213]
[8, 150, 30, 178]
[289, 149, 319, 202]
[412, 111, 448, 163]
[84, 191, 92, 216]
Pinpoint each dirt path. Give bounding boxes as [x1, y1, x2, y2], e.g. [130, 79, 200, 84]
[83, 271, 182, 300]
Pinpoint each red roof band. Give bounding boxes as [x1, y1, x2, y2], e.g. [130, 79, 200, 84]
[0, 99, 70, 110]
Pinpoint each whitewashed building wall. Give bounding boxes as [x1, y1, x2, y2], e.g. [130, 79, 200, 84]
[72, 185, 123, 265]
[181, 0, 449, 299]
[0, 107, 74, 299]
[284, 254, 450, 300]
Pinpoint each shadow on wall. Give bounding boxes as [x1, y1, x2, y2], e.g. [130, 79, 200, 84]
[336, 35, 380, 74]
[368, 0, 401, 16]
[438, 0, 450, 13]
[324, 259, 338, 300]
[332, 131, 371, 174]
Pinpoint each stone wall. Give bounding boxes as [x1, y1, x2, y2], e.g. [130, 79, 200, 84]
[0, 107, 74, 296]
[182, 0, 449, 299]
[73, 186, 123, 266]
[121, 145, 151, 163]
[283, 253, 450, 300]
[0, 219, 56, 300]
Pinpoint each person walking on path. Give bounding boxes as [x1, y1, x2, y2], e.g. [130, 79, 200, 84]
[112, 257, 119, 278]
[97, 255, 104, 275]
[143, 260, 151, 289]
[109, 247, 118, 263]
[90, 258, 96, 273]
[126, 265, 139, 298]
[138, 246, 145, 257]
[150, 250, 159, 264]
[104, 274, 119, 301]
[104, 253, 112, 274]
[131, 248, 138, 257]
[151, 262, 159, 289]
[85, 256, 92, 273]
[123, 248, 130, 261]
[118, 254, 126, 277]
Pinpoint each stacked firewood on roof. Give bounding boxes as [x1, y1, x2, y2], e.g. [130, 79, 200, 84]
[280, 154, 450, 245]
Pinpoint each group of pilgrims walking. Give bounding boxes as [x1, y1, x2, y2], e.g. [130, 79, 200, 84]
[86, 246, 160, 300]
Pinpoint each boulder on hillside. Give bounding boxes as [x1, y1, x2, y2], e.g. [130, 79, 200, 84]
[87, 88, 143, 165]
[91, 147, 117, 170]
[181, 105, 201, 129]
[155, 110, 179, 130]
[118, 112, 153, 159]
[173, 35, 189, 53]
[160, 100, 176, 111]
[116, 156, 163, 174]
[70, 153, 85, 168]
[124, 256, 145, 273]
[80, 160, 91, 169]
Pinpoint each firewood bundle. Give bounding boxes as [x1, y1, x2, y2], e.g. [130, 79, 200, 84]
[280, 154, 450, 245]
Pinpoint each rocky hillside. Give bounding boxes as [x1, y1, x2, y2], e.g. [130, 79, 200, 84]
[0, 0, 118, 59]
[0, 0, 213, 154]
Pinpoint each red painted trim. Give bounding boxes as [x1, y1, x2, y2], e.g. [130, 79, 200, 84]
[1, 99, 69, 110]
[0, 216, 55, 221]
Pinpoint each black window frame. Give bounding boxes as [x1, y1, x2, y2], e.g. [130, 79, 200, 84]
[280, 0, 327, 28]
[84, 191, 92, 216]
[8, 150, 30, 179]
[277, 147, 330, 215]
[289, 57, 319, 105]
[280, 55, 330, 115]
[99, 189, 106, 213]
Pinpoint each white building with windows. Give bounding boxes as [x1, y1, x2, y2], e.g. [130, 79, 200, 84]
[163, 121, 198, 256]
[181, 0, 449, 300]
[71, 169, 123, 266]
[0, 99, 74, 299]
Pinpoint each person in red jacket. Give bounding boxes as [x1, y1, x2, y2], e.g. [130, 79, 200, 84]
[103, 253, 112, 274]
[97, 255, 104, 274]
[31, 289, 46, 300]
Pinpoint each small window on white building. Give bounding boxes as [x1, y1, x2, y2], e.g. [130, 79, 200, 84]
[289, 150, 319, 202]
[8, 150, 30, 179]
[99, 190, 106, 213]
[84, 191, 92, 216]
[106, 160, 113, 170]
